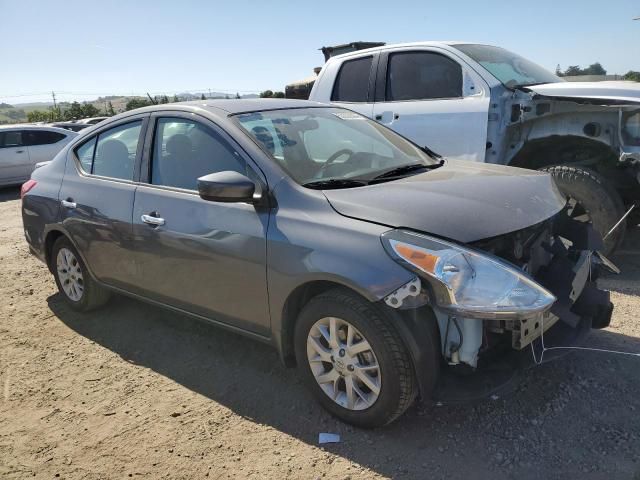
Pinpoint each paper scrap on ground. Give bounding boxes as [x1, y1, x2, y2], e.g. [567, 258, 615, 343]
[318, 433, 341, 444]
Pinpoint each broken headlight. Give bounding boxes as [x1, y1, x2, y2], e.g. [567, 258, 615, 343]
[381, 230, 556, 319]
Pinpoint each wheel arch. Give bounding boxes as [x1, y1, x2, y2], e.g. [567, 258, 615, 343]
[278, 280, 362, 367]
[508, 134, 618, 172]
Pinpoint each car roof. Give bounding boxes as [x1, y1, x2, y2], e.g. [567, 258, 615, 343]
[325, 40, 491, 61]
[103, 99, 330, 125]
[176, 98, 326, 114]
[0, 124, 77, 135]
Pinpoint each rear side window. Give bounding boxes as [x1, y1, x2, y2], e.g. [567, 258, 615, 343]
[386, 52, 462, 101]
[75, 121, 142, 180]
[331, 56, 373, 102]
[150, 118, 246, 190]
[25, 130, 66, 146]
[0, 131, 23, 148]
[75, 137, 97, 172]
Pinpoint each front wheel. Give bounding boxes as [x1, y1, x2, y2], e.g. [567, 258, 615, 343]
[542, 166, 626, 256]
[294, 289, 417, 428]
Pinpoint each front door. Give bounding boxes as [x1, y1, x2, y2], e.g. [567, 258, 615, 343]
[0, 130, 30, 184]
[372, 49, 490, 162]
[132, 114, 270, 335]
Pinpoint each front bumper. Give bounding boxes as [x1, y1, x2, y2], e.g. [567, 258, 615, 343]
[431, 214, 614, 403]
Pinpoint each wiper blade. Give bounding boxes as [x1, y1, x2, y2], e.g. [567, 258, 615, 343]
[420, 145, 442, 159]
[369, 160, 444, 183]
[302, 178, 367, 190]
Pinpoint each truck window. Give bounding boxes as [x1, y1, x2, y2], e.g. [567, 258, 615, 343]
[386, 52, 462, 101]
[331, 56, 373, 103]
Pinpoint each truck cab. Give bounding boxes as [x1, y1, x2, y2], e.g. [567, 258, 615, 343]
[308, 41, 640, 255]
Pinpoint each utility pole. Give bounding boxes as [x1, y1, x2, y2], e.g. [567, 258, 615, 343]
[208, 88, 211, 99]
[51, 91, 57, 109]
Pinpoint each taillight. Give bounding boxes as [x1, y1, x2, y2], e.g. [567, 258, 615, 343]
[20, 179, 37, 199]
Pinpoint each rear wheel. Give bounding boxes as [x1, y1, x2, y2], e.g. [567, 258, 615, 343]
[294, 288, 417, 427]
[51, 236, 110, 311]
[543, 166, 626, 256]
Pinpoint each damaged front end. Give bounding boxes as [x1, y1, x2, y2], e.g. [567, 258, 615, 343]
[381, 211, 614, 402]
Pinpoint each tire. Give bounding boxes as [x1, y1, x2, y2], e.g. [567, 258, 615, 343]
[294, 288, 417, 428]
[51, 236, 111, 311]
[543, 166, 626, 256]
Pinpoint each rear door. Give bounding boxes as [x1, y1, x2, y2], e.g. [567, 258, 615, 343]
[131, 112, 270, 335]
[372, 48, 490, 162]
[59, 115, 148, 290]
[25, 129, 70, 164]
[0, 130, 30, 184]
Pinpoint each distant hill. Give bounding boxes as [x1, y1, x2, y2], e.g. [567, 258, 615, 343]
[0, 92, 260, 124]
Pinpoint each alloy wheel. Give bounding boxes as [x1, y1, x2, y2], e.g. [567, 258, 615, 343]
[306, 316, 381, 410]
[56, 248, 84, 302]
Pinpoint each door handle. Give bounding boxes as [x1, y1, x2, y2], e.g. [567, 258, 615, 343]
[61, 199, 76, 209]
[15, 150, 24, 154]
[375, 114, 382, 121]
[141, 214, 165, 226]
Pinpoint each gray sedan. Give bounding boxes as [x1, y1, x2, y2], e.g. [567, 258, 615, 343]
[21, 99, 613, 427]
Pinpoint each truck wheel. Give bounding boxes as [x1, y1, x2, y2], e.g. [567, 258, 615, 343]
[542, 166, 626, 256]
[294, 288, 418, 428]
[51, 236, 111, 311]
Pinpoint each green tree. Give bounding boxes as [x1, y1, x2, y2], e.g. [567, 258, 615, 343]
[563, 65, 583, 76]
[63, 101, 84, 120]
[161, 95, 169, 104]
[200, 93, 206, 100]
[27, 110, 50, 122]
[623, 71, 640, 82]
[272, 91, 285, 98]
[125, 98, 152, 111]
[260, 90, 274, 98]
[584, 62, 606, 75]
[107, 101, 116, 116]
[81, 103, 100, 118]
[172, 94, 179, 102]
[235, 92, 241, 99]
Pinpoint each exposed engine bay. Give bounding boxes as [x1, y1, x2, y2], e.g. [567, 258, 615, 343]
[385, 209, 615, 373]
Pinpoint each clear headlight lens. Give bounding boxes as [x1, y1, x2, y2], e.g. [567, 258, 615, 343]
[382, 230, 556, 319]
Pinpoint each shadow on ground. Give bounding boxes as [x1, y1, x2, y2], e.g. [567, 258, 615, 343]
[47, 226, 640, 479]
[0, 186, 20, 203]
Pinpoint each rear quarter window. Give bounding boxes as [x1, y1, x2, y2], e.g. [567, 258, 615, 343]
[26, 130, 67, 146]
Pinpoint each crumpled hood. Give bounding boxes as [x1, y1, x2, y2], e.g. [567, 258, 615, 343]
[323, 160, 566, 243]
[524, 81, 640, 104]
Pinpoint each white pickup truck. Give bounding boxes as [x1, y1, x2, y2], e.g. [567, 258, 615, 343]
[308, 42, 640, 254]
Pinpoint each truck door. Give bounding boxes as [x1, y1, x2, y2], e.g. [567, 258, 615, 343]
[372, 49, 490, 162]
[319, 54, 376, 118]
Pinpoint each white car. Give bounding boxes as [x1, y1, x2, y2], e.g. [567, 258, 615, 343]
[0, 125, 77, 187]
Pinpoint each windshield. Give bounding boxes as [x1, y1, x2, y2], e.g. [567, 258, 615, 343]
[235, 108, 439, 187]
[454, 44, 562, 88]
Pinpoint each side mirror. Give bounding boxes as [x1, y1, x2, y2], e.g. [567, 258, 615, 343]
[197, 171, 256, 203]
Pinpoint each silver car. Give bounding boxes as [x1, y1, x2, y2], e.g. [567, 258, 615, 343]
[0, 125, 77, 186]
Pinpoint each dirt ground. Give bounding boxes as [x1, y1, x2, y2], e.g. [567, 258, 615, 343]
[1, 185, 639, 480]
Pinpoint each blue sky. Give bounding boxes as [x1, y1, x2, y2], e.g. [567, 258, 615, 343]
[1, 0, 638, 104]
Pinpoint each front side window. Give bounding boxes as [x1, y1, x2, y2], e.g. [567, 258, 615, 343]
[331, 56, 373, 102]
[236, 108, 439, 187]
[151, 118, 246, 190]
[91, 121, 142, 180]
[386, 51, 462, 101]
[453, 44, 562, 88]
[0, 131, 23, 148]
[25, 130, 66, 146]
